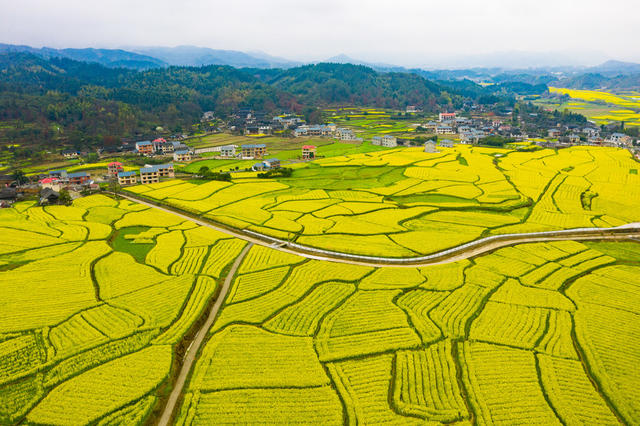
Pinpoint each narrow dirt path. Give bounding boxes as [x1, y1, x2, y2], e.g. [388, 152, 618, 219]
[157, 242, 253, 426]
[117, 192, 640, 268]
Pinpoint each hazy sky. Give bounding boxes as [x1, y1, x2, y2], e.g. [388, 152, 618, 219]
[1, 0, 639, 66]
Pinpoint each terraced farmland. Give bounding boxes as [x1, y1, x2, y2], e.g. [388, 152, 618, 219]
[1, 191, 640, 425]
[177, 239, 640, 425]
[545, 87, 640, 126]
[127, 145, 640, 257]
[0, 195, 246, 424]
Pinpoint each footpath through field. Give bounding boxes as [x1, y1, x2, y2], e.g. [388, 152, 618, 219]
[157, 242, 253, 426]
[116, 192, 640, 267]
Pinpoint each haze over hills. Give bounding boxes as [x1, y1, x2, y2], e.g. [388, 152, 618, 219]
[2, 42, 640, 77]
[129, 45, 301, 69]
[0, 43, 165, 70]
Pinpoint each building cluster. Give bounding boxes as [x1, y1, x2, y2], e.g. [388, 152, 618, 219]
[229, 110, 305, 134]
[422, 112, 489, 144]
[334, 128, 363, 142]
[117, 163, 175, 186]
[545, 126, 634, 148]
[292, 124, 364, 142]
[293, 124, 336, 137]
[134, 138, 191, 158]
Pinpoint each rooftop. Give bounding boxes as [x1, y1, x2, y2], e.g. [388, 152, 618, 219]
[39, 177, 59, 184]
[118, 171, 137, 177]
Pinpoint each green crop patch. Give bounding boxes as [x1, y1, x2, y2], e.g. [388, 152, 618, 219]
[111, 226, 155, 263]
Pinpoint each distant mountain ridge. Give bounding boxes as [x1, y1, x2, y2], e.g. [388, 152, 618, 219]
[130, 45, 301, 69]
[0, 43, 166, 70]
[1, 43, 639, 85]
[0, 43, 302, 70]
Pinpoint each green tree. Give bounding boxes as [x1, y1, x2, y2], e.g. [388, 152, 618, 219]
[58, 189, 72, 206]
[11, 169, 28, 185]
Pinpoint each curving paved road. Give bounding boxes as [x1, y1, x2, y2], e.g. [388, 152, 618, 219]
[116, 192, 640, 268]
[157, 242, 253, 426]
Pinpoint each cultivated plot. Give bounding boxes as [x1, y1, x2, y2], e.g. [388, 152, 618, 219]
[176, 239, 640, 425]
[0, 195, 246, 424]
[128, 145, 640, 257]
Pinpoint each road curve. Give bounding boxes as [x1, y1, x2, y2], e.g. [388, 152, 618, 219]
[157, 242, 253, 426]
[116, 192, 640, 268]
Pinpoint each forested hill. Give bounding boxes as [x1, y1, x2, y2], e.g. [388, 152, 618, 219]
[0, 52, 487, 148]
[246, 63, 451, 108]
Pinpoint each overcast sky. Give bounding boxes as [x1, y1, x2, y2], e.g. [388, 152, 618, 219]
[1, 0, 639, 67]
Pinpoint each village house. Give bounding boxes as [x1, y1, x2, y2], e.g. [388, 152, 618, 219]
[583, 127, 600, 138]
[436, 125, 455, 135]
[117, 171, 137, 185]
[548, 128, 561, 138]
[156, 163, 175, 178]
[302, 145, 316, 160]
[264, 158, 281, 169]
[62, 150, 80, 159]
[259, 125, 273, 135]
[439, 112, 456, 122]
[607, 133, 632, 146]
[252, 162, 268, 171]
[135, 141, 154, 155]
[568, 134, 581, 144]
[49, 170, 68, 180]
[294, 124, 334, 137]
[39, 188, 59, 205]
[424, 141, 439, 153]
[273, 116, 304, 128]
[406, 105, 422, 113]
[152, 138, 176, 155]
[139, 166, 159, 184]
[0, 174, 13, 186]
[588, 136, 604, 145]
[38, 177, 60, 191]
[439, 139, 454, 148]
[244, 125, 260, 135]
[67, 172, 90, 185]
[0, 187, 17, 207]
[335, 128, 358, 141]
[220, 145, 237, 158]
[424, 121, 438, 131]
[373, 135, 397, 147]
[241, 144, 267, 159]
[173, 150, 192, 162]
[252, 158, 281, 171]
[107, 161, 124, 178]
[381, 135, 397, 147]
[455, 116, 472, 126]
